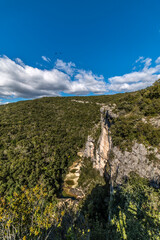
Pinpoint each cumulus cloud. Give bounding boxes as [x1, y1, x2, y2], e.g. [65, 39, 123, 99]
[72, 70, 106, 95]
[55, 59, 75, 76]
[1, 55, 160, 102]
[42, 56, 51, 62]
[0, 55, 107, 100]
[108, 56, 160, 92]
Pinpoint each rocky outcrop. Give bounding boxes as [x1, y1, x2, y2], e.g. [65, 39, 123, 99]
[83, 105, 113, 176]
[83, 104, 160, 186]
[100, 104, 118, 119]
[110, 143, 160, 186]
[94, 120, 111, 176]
[83, 135, 95, 159]
[71, 100, 89, 104]
[142, 116, 160, 128]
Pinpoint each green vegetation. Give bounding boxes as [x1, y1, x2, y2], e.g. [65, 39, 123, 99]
[147, 153, 159, 163]
[111, 116, 160, 151]
[0, 185, 60, 239]
[66, 180, 75, 186]
[0, 80, 160, 239]
[78, 157, 105, 192]
[70, 169, 77, 173]
[110, 80, 160, 151]
[0, 97, 100, 199]
[108, 173, 160, 239]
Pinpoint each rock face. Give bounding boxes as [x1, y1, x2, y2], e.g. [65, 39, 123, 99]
[150, 116, 160, 127]
[111, 143, 160, 186]
[142, 116, 160, 128]
[83, 135, 95, 159]
[83, 106, 112, 176]
[83, 104, 160, 185]
[94, 120, 111, 176]
[100, 104, 118, 119]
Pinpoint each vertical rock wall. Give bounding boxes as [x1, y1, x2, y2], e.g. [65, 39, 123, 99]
[94, 119, 111, 175]
[83, 107, 112, 176]
[111, 143, 160, 186]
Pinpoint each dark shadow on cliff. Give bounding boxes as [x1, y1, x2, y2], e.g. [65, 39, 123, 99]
[77, 173, 160, 240]
[80, 183, 110, 240]
[45, 184, 110, 240]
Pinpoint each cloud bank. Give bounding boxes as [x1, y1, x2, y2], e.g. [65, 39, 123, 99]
[0, 56, 106, 99]
[0, 55, 160, 103]
[108, 56, 160, 92]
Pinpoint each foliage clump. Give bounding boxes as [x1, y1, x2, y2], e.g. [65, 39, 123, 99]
[78, 157, 105, 192]
[0, 185, 60, 239]
[108, 173, 160, 239]
[110, 80, 160, 151]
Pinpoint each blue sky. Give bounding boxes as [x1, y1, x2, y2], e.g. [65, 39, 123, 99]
[0, 0, 160, 104]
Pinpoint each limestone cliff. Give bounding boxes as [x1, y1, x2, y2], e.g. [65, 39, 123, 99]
[83, 106, 113, 176]
[83, 104, 160, 186]
[111, 143, 160, 186]
[94, 117, 111, 176]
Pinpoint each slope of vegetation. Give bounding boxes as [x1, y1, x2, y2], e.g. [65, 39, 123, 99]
[0, 80, 160, 239]
[0, 97, 100, 199]
[110, 80, 160, 151]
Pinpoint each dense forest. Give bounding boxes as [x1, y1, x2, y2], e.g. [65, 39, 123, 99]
[0, 80, 160, 239]
[0, 98, 101, 198]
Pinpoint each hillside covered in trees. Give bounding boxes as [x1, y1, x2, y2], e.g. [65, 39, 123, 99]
[0, 80, 160, 239]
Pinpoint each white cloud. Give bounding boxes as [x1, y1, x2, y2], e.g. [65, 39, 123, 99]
[0, 101, 9, 105]
[135, 56, 144, 63]
[155, 57, 160, 64]
[42, 56, 51, 62]
[72, 70, 106, 94]
[108, 56, 160, 92]
[15, 58, 25, 67]
[1, 55, 160, 102]
[141, 57, 152, 69]
[0, 55, 107, 100]
[55, 59, 75, 76]
[0, 99, 9, 105]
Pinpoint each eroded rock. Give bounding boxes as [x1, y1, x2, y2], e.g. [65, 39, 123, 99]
[110, 143, 160, 185]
